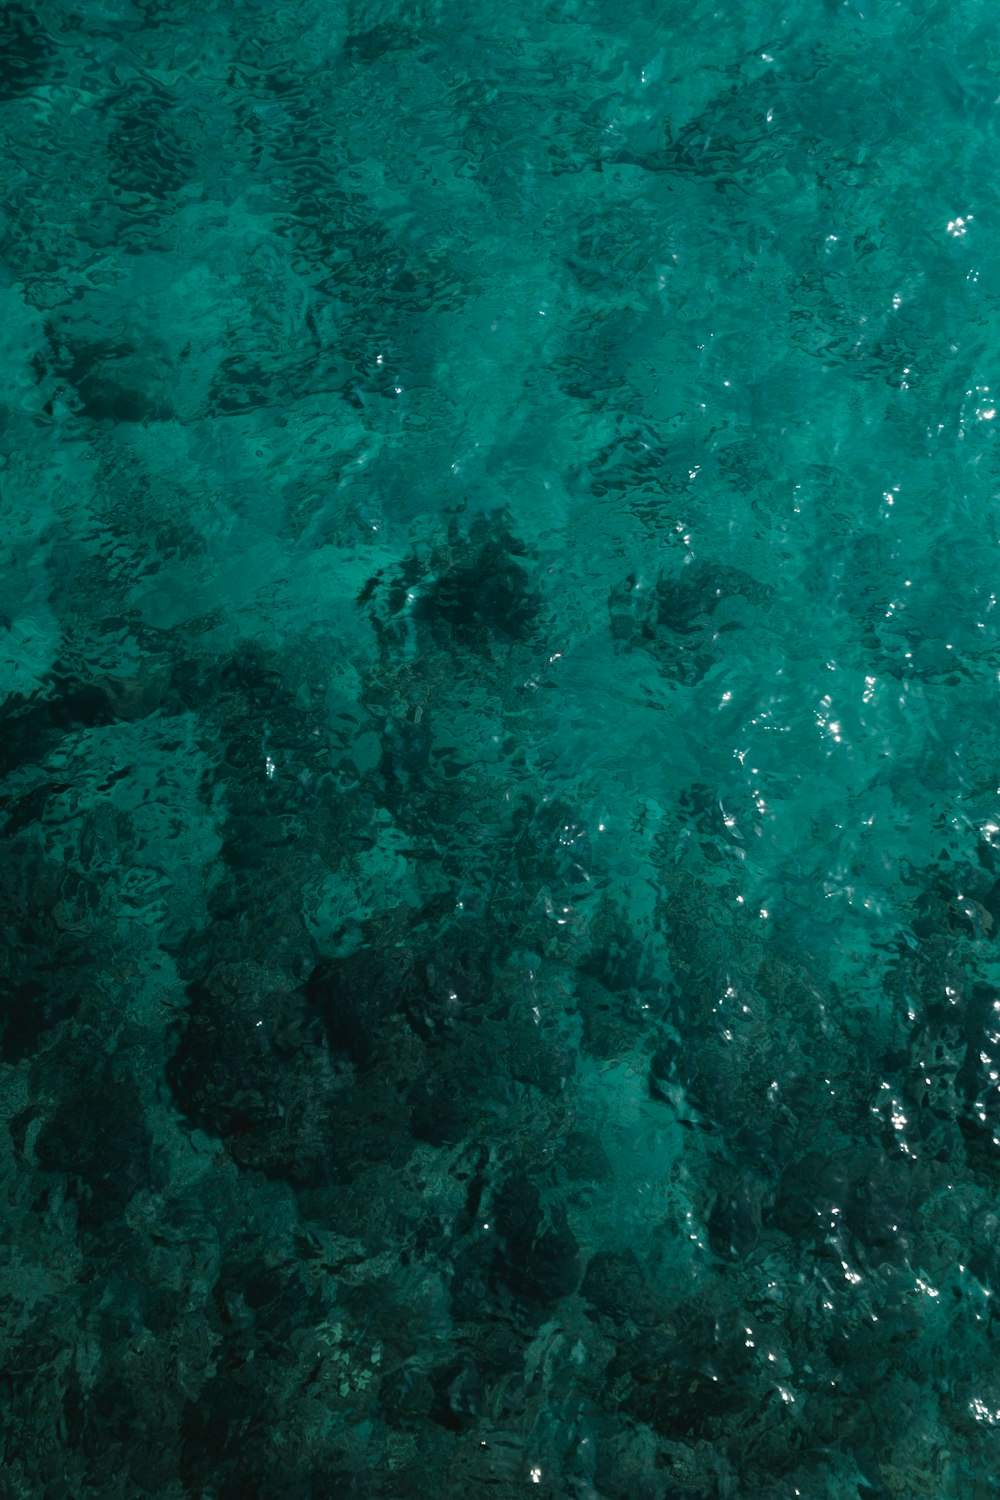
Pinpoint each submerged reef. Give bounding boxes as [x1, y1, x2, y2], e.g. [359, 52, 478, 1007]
[4, 0, 1000, 1495]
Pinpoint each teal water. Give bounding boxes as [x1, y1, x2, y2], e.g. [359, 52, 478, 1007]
[4, 0, 1000, 1495]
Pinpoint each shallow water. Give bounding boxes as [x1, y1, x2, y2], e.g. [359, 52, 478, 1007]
[4, 0, 1000, 1495]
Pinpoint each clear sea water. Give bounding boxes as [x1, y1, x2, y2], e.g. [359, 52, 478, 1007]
[4, 0, 1000, 1495]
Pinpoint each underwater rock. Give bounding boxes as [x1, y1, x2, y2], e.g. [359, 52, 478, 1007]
[609, 559, 770, 684]
[364, 515, 541, 655]
[488, 1167, 580, 1320]
[34, 1072, 153, 1231]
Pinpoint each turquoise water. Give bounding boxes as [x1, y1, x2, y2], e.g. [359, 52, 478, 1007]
[4, 0, 1000, 1494]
